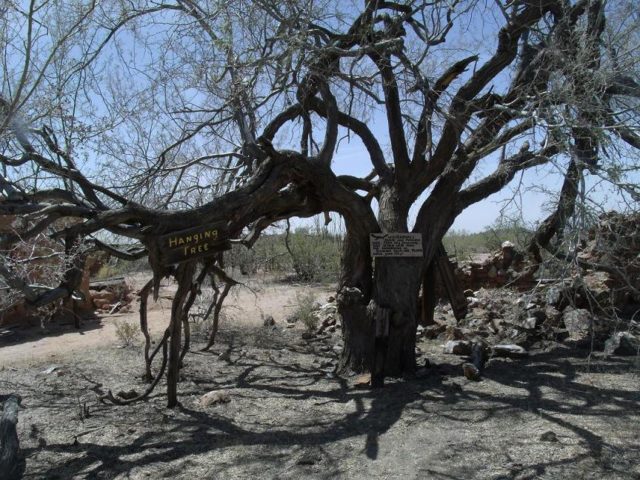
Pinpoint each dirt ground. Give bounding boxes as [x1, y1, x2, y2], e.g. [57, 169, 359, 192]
[1, 277, 639, 480]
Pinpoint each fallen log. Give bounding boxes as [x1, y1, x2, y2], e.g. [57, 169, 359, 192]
[0, 394, 23, 479]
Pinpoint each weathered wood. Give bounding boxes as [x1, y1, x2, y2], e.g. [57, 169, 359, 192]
[420, 260, 437, 326]
[0, 394, 22, 480]
[167, 262, 196, 408]
[420, 243, 468, 324]
[89, 277, 126, 288]
[371, 306, 391, 388]
[155, 223, 230, 266]
[434, 244, 468, 321]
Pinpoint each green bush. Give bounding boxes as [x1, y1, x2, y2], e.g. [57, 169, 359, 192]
[114, 320, 139, 347]
[95, 257, 150, 279]
[287, 228, 341, 283]
[223, 226, 342, 283]
[293, 291, 319, 331]
[443, 218, 533, 260]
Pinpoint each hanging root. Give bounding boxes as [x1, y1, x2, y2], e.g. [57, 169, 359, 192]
[139, 279, 154, 381]
[202, 282, 232, 351]
[180, 262, 212, 364]
[100, 329, 169, 405]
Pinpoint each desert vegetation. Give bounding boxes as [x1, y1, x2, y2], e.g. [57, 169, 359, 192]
[1, 0, 639, 478]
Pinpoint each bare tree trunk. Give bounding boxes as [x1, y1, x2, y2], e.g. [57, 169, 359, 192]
[167, 262, 195, 408]
[0, 394, 22, 480]
[372, 257, 422, 379]
[337, 224, 374, 374]
[338, 186, 423, 379]
[528, 159, 581, 263]
[139, 279, 153, 381]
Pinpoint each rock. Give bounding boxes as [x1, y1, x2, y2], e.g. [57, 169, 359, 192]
[41, 365, 60, 375]
[353, 373, 371, 389]
[296, 451, 322, 465]
[462, 362, 481, 381]
[562, 308, 592, 341]
[443, 326, 466, 341]
[467, 297, 480, 308]
[423, 324, 446, 339]
[583, 271, 615, 306]
[539, 431, 558, 442]
[604, 332, 640, 356]
[116, 389, 139, 400]
[545, 287, 562, 306]
[491, 344, 528, 358]
[327, 296, 336, 303]
[286, 314, 298, 324]
[487, 265, 498, 279]
[262, 315, 275, 327]
[286, 323, 295, 329]
[543, 306, 562, 327]
[200, 390, 231, 407]
[523, 317, 538, 330]
[528, 308, 547, 323]
[416, 325, 425, 337]
[301, 331, 315, 340]
[443, 340, 472, 355]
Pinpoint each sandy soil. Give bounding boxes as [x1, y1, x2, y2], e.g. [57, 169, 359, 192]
[0, 275, 334, 367]
[1, 278, 639, 480]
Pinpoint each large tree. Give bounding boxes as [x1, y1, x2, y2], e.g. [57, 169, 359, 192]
[1, 0, 639, 406]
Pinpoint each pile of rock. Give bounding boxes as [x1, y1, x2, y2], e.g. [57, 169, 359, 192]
[425, 285, 639, 357]
[575, 212, 640, 313]
[454, 241, 529, 291]
[314, 297, 340, 334]
[88, 277, 134, 314]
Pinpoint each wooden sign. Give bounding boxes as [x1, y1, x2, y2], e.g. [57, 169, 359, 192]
[370, 233, 423, 257]
[156, 223, 230, 265]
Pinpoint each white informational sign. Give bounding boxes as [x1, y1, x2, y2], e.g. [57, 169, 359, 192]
[370, 233, 423, 257]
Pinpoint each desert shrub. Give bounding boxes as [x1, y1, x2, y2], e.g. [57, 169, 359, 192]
[223, 226, 342, 283]
[114, 320, 139, 347]
[443, 218, 533, 260]
[287, 228, 341, 283]
[225, 244, 258, 275]
[95, 257, 150, 279]
[293, 291, 319, 331]
[482, 217, 533, 252]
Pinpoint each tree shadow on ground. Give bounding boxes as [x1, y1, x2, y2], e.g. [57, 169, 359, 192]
[0, 313, 104, 349]
[20, 339, 640, 479]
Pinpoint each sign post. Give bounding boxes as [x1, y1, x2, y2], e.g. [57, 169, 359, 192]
[370, 233, 423, 257]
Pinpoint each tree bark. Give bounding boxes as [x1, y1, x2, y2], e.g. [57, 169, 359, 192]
[372, 257, 422, 378]
[167, 262, 195, 408]
[338, 185, 423, 379]
[0, 394, 22, 480]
